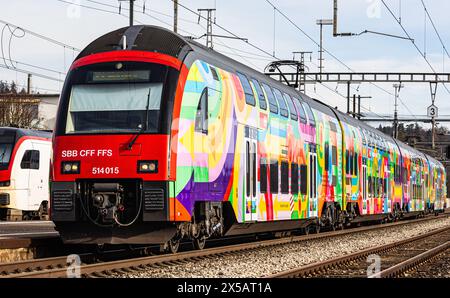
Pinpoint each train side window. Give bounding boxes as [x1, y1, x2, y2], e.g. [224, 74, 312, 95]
[300, 165, 308, 195]
[246, 141, 250, 197]
[270, 161, 279, 194]
[21, 150, 40, 170]
[354, 153, 358, 176]
[349, 152, 354, 175]
[251, 79, 267, 110]
[332, 145, 337, 166]
[324, 143, 330, 172]
[283, 93, 298, 121]
[345, 150, 350, 174]
[237, 72, 256, 106]
[260, 160, 267, 193]
[301, 102, 316, 127]
[195, 88, 208, 134]
[210, 66, 219, 81]
[272, 88, 289, 118]
[292, 97, 307, 123]
[281, 161, 289, 194]
[261, 83, 278, 114]
[291, 163, 299, 195]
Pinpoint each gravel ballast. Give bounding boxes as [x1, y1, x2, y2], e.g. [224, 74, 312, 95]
[116, 217, 450, 278]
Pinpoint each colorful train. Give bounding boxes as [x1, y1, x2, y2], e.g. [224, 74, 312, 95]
[51, 26, 446, 251]
[0, 127, 52, 220]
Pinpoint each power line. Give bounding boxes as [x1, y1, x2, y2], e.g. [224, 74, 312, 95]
[0, 63, 64, 82]
[0, 19, 80, 52]
[420, 0, 450, 59]
[0, 56, 66, 76]
[381, 0, 450, 94]
[172, 0, 388, 120]
[264, 0, 420, 120]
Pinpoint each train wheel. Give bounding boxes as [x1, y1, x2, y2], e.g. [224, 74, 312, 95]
[167, 238, 180, 254]
[192, 237, 206, 250]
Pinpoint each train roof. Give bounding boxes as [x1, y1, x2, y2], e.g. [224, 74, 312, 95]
[0, 127, 52, 140]
[77, 25, 444, 168]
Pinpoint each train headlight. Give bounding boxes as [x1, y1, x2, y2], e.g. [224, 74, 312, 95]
[138, 160, 158, 173]
[61, 161, 81, 174]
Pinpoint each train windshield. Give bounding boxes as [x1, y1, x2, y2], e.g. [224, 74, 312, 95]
[0, 133, 15, 170]
[62, 62, 170, 134]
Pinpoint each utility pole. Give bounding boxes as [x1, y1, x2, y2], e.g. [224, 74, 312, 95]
[316, 19, 333, 74]
[119, 0, 135, 26]
[393, 83, 404, 139]
[333, 0, 355, 37]
[198, 8, 216, 48]
[174, 0, 178, 33]
[27, 74, 32, 94]
[293, 51, 312, 94]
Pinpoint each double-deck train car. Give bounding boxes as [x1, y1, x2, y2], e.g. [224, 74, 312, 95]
[51, 26, 446, 251]
[0, 127, 52, 220]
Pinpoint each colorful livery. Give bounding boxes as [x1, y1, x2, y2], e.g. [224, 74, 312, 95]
[51, 26, 446, 250]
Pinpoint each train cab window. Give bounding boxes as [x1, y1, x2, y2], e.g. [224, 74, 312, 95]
[281, 161, 289, 194]
[21, 150, 39, 170]
[260, 159, 268, 193]
[283, 93, 298, 121]
[301, 102, 316, 127]
[65, 74, 164, 134]
[291, 163, 299, 195]
[261, 83, 279, 114]
[250, 79, 267, 110]
[195, 88, 208, 134]
[272, 88, 289, 118]
[270, 161, 279, 193]
[236, 72, 256, 106]
[292, 97, 307, 123]
[300, 165, 308, 195]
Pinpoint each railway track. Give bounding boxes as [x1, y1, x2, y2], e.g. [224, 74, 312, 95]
[266, 225, 450, 278]
[1, 215, 447, 278]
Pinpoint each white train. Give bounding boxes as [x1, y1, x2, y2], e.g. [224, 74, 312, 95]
[0, 127, 52, 220]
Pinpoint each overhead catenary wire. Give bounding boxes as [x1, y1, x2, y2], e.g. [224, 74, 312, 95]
[171, 0, 389, 120]
[264, 0, 418, 120]
[381, 0, 450, 95]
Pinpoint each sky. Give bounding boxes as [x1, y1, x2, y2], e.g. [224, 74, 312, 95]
[1, 0, 450, 129]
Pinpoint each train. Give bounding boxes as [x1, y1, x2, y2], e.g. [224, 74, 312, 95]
[0, 127, 52, 220]
[50, 25, 447, 252]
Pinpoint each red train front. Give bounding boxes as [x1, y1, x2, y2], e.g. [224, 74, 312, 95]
[51, 27, 185, 244]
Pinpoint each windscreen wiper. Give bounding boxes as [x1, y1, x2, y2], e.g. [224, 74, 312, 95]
[128, 88, 151, 150]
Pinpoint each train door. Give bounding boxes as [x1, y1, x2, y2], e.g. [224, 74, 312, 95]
[244, 126, 258, 222]
[308, 148, 318, 217]
[385, 164, 390, 213]
[362, 159, 368, 215]
[24, 143, 44, 210]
